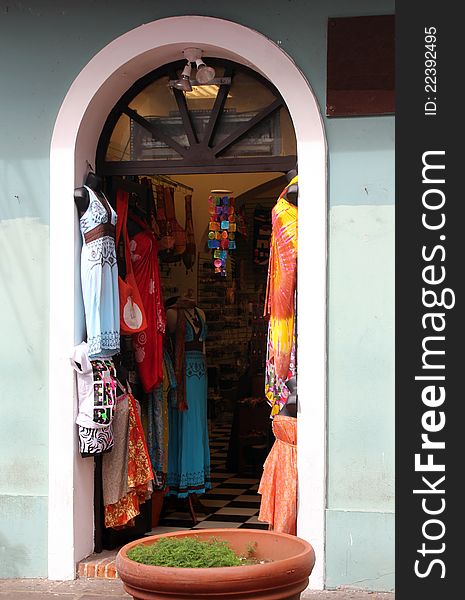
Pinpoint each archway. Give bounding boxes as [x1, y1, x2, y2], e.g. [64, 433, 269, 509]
[49, 15, 327, 587]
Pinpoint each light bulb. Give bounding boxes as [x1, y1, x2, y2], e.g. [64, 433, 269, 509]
[173, 62, 192, 92]
[173, 76, 192, 92]
[195, 59, 216, 84]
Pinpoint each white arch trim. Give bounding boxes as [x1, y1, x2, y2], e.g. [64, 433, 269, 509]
[49, 15, 327, 588]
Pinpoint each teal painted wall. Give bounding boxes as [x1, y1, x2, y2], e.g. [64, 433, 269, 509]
[327, 204, 395, 590]
[0, 0, 395, 587]
[326, 510, 395, 590]
[0, 496, 48, 578]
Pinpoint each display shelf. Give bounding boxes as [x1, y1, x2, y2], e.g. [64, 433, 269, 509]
[197, 252, 249, 390]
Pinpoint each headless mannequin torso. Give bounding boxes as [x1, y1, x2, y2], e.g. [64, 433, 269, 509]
[74, 172, 106, 216]
[279, 378, 297, 417]
[166, 293, 205, 336]
[285, 168, 298, 206]
[166, 301, 206, 347]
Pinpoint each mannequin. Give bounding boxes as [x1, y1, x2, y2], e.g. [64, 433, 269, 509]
[166, 295, 198, 334]
[74, 172, 105, 215]
[279, 377, 297, 417]
[284, 168, 298, 205]
[259, 173, 298, 533]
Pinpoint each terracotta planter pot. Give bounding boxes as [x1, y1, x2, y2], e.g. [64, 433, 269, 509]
[116, 528, 315, 600]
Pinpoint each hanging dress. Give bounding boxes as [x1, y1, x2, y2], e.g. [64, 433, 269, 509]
[167, 307, 211, 498]
[258, 415, 297, 534]
[129, 218, 166, 393]
[147, 351, 177, 491]
[264, 176, 298, 416]
[104, 390, 154, 528]
[102, 393, 130, 510]
[79, 185, 120, 358]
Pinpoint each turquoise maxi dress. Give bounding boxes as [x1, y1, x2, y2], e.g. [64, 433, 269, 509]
[167, 308, 211, 497]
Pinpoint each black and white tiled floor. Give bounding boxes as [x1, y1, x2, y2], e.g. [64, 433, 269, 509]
[151, 422, 269, 534]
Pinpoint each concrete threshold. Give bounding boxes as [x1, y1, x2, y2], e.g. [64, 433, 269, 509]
[0, 579, 394, 600]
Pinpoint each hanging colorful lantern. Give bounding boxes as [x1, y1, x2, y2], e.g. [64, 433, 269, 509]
[207, 189, 237, 276]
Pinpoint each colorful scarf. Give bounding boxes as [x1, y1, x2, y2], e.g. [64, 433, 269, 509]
[167, 300, 202, 412]
[174, 308, 187, 411]
[164, 349, 178, 408]
[131, 223, 166, 392]
[264, 176, 298, 415]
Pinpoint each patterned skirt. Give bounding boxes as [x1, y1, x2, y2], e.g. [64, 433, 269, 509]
[258, 415, 297, 535]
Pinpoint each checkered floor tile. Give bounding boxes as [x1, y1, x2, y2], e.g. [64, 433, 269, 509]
[153, 420, 269, 533]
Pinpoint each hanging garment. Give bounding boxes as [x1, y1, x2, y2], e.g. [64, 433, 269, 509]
[104, 391, 153, 528]
[182, 194, 196, 272]
[143, 177, 160, 237]
[77, 425, 114, 458]
[130, 219, 166, 393]
[173, 307, 187, 412]
[166, 187, 187, 256]
[264, 177, 298, 416]
[71, 343, 117, 429]
[166, 307, 211, 498]
[258, 415, 297, 535]
[236, 204, 248, 239]
[79, 185, 120, 358]
[158, 186, 186, 261]
[253, 206, 272, 266]
[103, 393, 130, 507]
[71, 343, 117, 457]
[147, 351, 176, 490]
[155, 184, 175, 251]
[115, 190, 148, 334]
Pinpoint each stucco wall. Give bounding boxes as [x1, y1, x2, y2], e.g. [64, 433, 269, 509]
[0, 217, 49, 577]
[0, 0, 394, 588]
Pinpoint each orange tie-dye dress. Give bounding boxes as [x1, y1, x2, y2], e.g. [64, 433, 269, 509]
[264, 176, 298, 416]
[258, 415, 297, 535]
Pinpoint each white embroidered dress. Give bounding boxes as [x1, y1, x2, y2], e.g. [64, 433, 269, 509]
[79, 185, 120, 358]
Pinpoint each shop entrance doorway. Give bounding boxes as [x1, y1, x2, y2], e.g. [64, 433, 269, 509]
[89, 58, 299, 552]
[88, 171, 287, 553]
[49, 15, 326, 588]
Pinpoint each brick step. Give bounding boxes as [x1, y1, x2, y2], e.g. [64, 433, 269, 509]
[77, 549, 119, 579]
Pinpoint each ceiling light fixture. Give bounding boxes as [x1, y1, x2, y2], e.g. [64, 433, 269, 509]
[170, 48, 218, 91]
[172, 61, 192, 92]
[194, 58, 216, 84]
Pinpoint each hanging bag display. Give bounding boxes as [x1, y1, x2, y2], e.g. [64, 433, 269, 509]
[166, 186, 187, 256]
[182, 194, 196, 272]
[160, 186, 186, 262]
[155, 184, 175, 251]
[116, 189, 148, 334]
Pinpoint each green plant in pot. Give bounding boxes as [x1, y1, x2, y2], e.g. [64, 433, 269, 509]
[116, 528, 315, 600]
